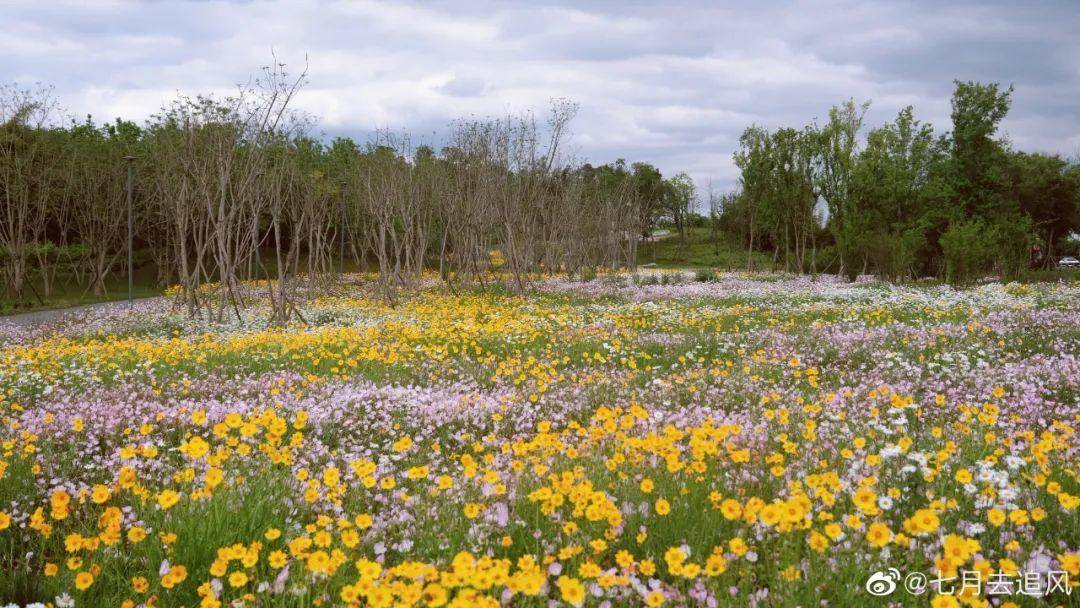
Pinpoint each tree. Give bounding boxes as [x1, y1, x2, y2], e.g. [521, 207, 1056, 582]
[630, 162, 665, 237]
[0, 84, 60, 299]
[734, 126, 772, 270]
[813, 99, 869, 275]
[65, 117, 142, 296]
[950, 80, 1014, 219]
[663, 172, 696, 259]
[848, 106, 951, 278]
[1006, 152, 1080, 264]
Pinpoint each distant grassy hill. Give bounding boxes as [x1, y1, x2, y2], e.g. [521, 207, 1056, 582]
[638, 227, 772, 269]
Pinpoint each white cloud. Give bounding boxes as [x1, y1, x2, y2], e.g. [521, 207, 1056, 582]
[2, 0, 1077, 190]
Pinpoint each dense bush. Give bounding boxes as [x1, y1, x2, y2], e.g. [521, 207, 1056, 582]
[940, 215, 1032, 282]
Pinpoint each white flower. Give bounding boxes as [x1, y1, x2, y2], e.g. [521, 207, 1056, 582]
[877, 496, 894, 510]
[880, 445, 902, 458]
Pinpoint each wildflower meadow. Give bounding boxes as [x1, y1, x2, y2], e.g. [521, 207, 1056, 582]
[1, 273, 1077, 607]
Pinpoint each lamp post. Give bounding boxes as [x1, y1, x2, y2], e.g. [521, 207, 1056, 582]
[123, 155, 136, 307]
[339, 188, 347, 276]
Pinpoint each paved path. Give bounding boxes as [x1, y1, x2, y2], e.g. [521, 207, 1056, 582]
[1, 297, 161, 328]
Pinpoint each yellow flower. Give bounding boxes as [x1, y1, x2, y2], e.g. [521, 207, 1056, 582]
[640, 478, 654, 493]
[645, 590, 666, 606]
[705, 552, 728, 576]
[421, 583, 447, 605]
[808, 530, 829, 553]
[1008, 510, 1029, 525]
[90, 484, 111, 504]
[987, 508, 1006, 527]
[664, 546, 686, 570]
[867, 522, 892, 548]
[557, 575, 585, 606]
[728, 537, 748, 556]
[824, 523, 844, 540]
[268, 550, 288, 568]
[228, 571, 248, 588]
[75, 571, 94, 590]
[157, 489, 180, 510]
[0, 511, 10, 530]
[654, 498, 671, 516]
[161, 565, 188, 589]
[720, 499, 742, 520]
[853, 487, 877, 514]
[1058, 552, 1080, 576]
[356, 558, 382, 580]
[910, 508, 940, 534]
[760, 503, 781, 526]
[184, 436, 210, 459]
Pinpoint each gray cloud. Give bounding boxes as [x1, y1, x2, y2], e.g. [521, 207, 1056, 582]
[2, 0, 1078, 190]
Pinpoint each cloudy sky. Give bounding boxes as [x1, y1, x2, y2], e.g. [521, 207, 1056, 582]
[4, 0, 1079, 190]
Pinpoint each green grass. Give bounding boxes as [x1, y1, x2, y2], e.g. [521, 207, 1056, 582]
[0, 267, 161, 316]
[1017, 268, 1080, 283]
[638, 227, 772, 269]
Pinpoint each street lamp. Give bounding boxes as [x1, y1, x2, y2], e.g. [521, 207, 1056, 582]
[123, 155, 136, 307]
[339, 186, 347, 275]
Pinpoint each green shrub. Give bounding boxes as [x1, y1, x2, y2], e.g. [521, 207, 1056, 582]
[940, 216, 1032, 283]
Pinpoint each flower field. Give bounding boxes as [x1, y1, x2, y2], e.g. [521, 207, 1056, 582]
[1, 274, 1077, 607]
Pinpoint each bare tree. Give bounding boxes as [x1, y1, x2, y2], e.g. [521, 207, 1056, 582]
[0, 84, 60, 299]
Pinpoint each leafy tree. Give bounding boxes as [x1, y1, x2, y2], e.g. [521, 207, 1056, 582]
[813, 99, 869, 275]
[848, 106, 952, 278]
[950, 80, 1014, 219]
[630, 162, 665, 237]
[1005, 152, 1080, 263]
[663, 172, 696, 258]
[733, 126, 773, 270]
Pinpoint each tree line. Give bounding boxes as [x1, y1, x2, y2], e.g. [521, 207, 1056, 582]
[717, 81, 1080, 281]
[4, 71, 1077, 321]
[1, 65, 697, 321]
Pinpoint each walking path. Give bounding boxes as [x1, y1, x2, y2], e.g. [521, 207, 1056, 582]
[0, 297, 161, 328]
